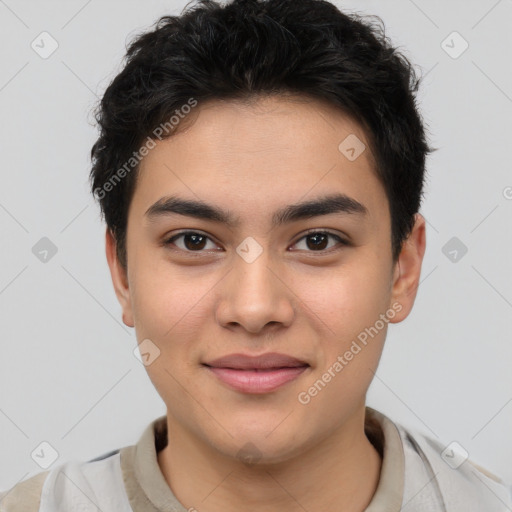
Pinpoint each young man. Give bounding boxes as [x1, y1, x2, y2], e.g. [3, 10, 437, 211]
[1, 0, 511, 510]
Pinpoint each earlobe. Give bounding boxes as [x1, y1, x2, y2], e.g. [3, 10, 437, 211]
[388, 213, 426, 323]
[105, 228, 134, 328]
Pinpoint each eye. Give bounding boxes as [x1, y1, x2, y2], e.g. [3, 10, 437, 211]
[164, 231, 221, 252]
[163, 229, 348, 254]
[290, 230, 347, 252]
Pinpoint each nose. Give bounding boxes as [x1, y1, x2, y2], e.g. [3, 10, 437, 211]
[215, 247, 295, 335]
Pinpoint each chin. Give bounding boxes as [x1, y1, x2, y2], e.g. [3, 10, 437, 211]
[212, 425, 311, 467]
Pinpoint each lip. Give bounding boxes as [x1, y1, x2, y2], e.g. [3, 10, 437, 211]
[204, 352, 309, 370]
[202, 352, 310, 394]
[206, 366, 309, 393]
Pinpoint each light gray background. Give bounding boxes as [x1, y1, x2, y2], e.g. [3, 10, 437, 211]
[1, 0, 511, 491]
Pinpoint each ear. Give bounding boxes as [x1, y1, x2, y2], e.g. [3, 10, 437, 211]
[105, 228, 134, 328]
[388, 213, 426, 323]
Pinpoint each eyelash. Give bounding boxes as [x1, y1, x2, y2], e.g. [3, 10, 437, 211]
[162, 229, 348, 255]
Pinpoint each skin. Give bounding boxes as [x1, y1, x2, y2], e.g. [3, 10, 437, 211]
[106, 94, 426, 512]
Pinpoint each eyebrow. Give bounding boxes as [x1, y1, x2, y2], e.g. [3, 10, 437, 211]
[145, 193, 368, 228]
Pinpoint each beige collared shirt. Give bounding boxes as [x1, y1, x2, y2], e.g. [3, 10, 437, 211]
[119, 406, 404, 511]
[2, 406, 510, 511]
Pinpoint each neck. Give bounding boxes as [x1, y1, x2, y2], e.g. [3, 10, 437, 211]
[157, 407, 382, 512]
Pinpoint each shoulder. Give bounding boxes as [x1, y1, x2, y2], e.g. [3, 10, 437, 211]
[394, 420, 512, 511]
[0, 448, 132, 512]
[0, 471, 49, 512]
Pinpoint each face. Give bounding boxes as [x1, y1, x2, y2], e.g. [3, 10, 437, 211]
[106, 95, 425, 464]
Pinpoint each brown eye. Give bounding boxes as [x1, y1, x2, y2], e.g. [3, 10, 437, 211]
[165, 231, 220, 252]
[291, 231, 346, 252]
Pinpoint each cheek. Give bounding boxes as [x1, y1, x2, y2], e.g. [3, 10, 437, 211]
[295, 269, 390, 419]
[294, 261, 392, 335]
[292, 260, 392, 391]
[129, 251, 214, 339]
[129, 263, 215, 408]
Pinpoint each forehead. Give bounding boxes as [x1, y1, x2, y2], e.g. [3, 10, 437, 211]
[131, 95, 387, 227]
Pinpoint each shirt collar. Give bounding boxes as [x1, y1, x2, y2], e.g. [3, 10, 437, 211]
[121, 406, 405, 512]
